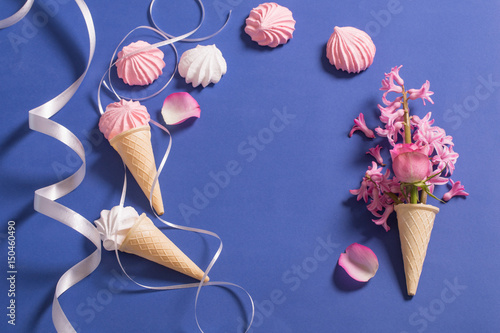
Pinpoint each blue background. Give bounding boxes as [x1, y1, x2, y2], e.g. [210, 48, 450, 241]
[1, 0, 499, 332]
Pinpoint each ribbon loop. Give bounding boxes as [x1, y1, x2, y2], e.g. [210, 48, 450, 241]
[148, 0, 231, 43]
[0, 0, 34, 29]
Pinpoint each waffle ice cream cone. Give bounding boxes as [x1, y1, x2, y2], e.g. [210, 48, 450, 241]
[119, 213, 209, 282]
[395, 203, 439, 296]
[109, 125, 164, 215]
[99, 100, 165, 215]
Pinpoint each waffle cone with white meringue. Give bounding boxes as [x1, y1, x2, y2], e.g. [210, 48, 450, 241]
[119, 213, 209, 282]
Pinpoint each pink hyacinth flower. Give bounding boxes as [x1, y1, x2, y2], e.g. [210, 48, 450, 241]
[443, 179, 469, 201]
[432, 144, 459, 176]
[338, 243, 379, 282]
[390, 65, 405, 86]
[390, 143, 432, 183]
[372, 204, 393, 232]
[350, 178, 370, 203]
[349, 113, 375, 138]
[407, 80, 434, 105]
[380, 65, 404, 90]
[367, 145, 385, 166]
[375, 119, 405, 147]
[426, 174, 449, 194]
[380, 76, 403, 94]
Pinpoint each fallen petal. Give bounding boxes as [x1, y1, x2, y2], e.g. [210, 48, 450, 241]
[338, 243, 379, 282]
[161, 92, 201, 125]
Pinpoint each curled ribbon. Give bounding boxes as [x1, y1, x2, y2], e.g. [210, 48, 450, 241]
[25, 0, 99, 332]
[0, 0, 34, 29]
[148, 0, 232, 43]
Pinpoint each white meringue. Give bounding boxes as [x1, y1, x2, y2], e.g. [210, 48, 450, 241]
[326, 26, 376, 74]
[178, 44, 227, 88]
[94, 206, 139, 251]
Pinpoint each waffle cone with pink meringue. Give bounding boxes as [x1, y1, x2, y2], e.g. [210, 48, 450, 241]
[109, 125, 164, 215]
[99, 99, 164, 215]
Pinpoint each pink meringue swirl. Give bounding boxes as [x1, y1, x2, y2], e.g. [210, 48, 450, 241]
[116, 40, 166, 86]
[99, 99, 150, 140]
[326, 26, 376, 74]
[245, 2, 296, 48]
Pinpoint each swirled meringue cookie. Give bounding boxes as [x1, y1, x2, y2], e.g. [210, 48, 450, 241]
[99, 99, 150, 140]
[245, 2, 296, 48]
[116, 40, 166, 86]
[178, 45, 227, 88]
[94, 206, 139, 251]
[326, 26, 376, 73]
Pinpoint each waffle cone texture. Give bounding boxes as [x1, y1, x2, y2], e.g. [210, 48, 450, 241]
[110, 125, 164, 215]
[395, 203, 439, 296]
[119, 213, 209, 282]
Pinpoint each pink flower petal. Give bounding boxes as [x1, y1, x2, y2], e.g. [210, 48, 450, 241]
[338, 243, 379, 282]
[161, 92, 201, 125]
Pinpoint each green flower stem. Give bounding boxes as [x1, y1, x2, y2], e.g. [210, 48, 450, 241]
[402, 86, 412, 145]
[402, 86, 417, 203]
[411, 185, 419, 204]
[421, 190, 427, 204]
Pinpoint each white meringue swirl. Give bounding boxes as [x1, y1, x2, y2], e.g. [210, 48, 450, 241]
[94, 206, 139, 251]
[178, 44, 227, 88]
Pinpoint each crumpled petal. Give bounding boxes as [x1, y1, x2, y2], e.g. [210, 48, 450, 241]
[161, 92, 201, 125]
[338, 243, 379, 282]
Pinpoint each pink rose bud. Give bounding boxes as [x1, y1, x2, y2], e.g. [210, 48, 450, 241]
[390, 143, 432, 183]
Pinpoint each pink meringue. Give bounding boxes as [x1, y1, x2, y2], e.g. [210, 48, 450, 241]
[116, 40, 166, 86]
[99, 99, 150, 140]
[245, 2, 296, 48]
[326, 26, 376, 73]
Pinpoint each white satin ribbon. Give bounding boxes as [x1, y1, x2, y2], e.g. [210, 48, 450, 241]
[0, 0, 34, 29]
[26, 1, 99, 332]
[148, 0, 232, 42]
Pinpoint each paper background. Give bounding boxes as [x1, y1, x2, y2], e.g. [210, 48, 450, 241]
[1, 0, 499, 332]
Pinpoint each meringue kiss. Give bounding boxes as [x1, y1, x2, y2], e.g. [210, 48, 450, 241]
[326, 26, 376, 74]
[245, 2, 296, 48]
[116, 40, 166, 86]
[178, 44, 227, 88]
